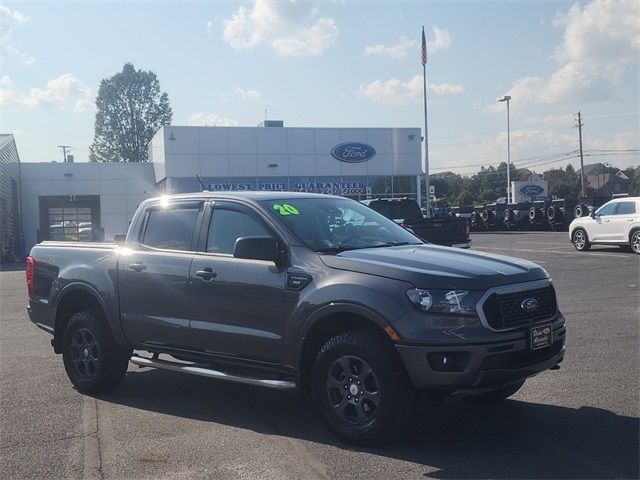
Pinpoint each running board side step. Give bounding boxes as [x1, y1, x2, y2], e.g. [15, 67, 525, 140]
[130, 354, 297, 390]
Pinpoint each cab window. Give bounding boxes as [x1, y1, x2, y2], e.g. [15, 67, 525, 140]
[615, 202, 636, 215]
[207, 209, 271, 255]
[141, 206, 200, 251]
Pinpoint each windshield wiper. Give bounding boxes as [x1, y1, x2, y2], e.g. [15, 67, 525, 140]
[360, 241, 422, 249]
[314, 245, 361, 254]
[314, 241, 421, 254]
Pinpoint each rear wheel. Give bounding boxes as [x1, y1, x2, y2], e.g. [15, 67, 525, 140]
[311, 330, 417, 444]
[630, 230, 640, 255]
[572, 228, 591, 251]
[468, 380, 525, 402]
[62, 310, 131, 393]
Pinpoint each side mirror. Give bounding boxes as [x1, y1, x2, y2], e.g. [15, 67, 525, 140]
[590, 210, 596, 218]
[234, 236, 283, 263]
[114, 234, 126, 246]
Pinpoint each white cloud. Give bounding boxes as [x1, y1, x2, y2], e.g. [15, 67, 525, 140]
[505, 0, 639, 106]
[357, 75, 464, 104]
[187, 112, 238, 127]
[0, 74, 93, 111]
[206, 20, 213, 35]
[0, 4, 34, 65]
[523, 113, 576, 128]
[233, 88, 263, 101]
[430, 26, 452, 54]
[222, 0, 338, 56]
[363, 26, 451, 59]
[364, 37, 417, 59]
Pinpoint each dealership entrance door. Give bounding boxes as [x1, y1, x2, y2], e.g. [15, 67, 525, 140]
[38, 195, 102, 242]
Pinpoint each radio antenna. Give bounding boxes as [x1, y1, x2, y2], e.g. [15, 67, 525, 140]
[195, 174, 208, 191]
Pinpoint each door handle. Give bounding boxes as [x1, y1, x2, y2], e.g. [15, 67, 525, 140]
[128, 262, 147, 272]
[603, 219, 610, 222]
[195, 268, 217, 281]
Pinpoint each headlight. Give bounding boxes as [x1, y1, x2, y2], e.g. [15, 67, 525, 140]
[406, 288, 482, 316]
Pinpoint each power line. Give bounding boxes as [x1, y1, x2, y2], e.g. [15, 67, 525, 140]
[57, 145, 71, 163]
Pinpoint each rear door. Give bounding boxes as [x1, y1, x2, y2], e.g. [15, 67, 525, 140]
[188, 201, 287, 363]
[119, 201, 204, 349]
[608, 201, 636, 242]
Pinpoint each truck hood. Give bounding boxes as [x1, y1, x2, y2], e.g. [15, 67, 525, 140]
[319, 244, 548, 290]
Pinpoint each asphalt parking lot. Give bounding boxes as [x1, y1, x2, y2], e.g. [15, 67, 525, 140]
[1, 231, 638, 480]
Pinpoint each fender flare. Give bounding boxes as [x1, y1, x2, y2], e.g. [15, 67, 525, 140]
[52, 282, 127, 351]
[290, 301, 391, 370]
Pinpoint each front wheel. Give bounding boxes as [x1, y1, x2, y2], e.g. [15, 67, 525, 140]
[62, 310, 131, 393]
[572, 228, 591, 251]
[630, 231, 640, 255]
[311, 330, 417, 444]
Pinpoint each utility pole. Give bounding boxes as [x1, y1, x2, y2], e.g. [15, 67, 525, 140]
[498, 96, 511, 203]
[576, 112, 585, 197]
[58, 145, 71, 163]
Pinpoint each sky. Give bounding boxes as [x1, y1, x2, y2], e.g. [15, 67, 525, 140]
[1, 0, 638, 175]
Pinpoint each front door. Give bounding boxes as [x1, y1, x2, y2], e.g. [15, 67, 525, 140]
[188, 202, 287, 363]
[119, 201, 203, 349]
[589, 202, 618, 242]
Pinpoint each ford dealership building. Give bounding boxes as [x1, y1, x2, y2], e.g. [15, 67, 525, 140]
[3, 122, 423, 258]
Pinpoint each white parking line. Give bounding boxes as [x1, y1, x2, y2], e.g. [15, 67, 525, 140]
[474, 246, 626, 258]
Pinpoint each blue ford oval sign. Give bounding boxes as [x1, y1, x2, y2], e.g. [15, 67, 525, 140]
[518, 184, 545, 196]
[331, 142, 376, 163]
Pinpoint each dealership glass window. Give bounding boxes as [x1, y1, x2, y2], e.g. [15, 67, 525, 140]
[48, 207, 93, 241]
[207, 209, 270, 255]
[141, 207, 199, 251]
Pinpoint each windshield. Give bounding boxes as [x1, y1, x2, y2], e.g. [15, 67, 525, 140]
[259, 197, 423, 252]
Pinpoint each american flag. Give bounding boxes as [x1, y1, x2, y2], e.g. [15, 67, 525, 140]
[421, 26, 427, 66]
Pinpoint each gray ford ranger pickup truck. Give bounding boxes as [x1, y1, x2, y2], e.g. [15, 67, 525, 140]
[27, 192, 565, 444]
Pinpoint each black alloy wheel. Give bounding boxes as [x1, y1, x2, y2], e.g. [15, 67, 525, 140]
[326, 355, 381, 426]
[70, 327, 100, 381]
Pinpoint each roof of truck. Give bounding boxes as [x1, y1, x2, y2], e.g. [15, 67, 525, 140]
[150, 191, 341, 202]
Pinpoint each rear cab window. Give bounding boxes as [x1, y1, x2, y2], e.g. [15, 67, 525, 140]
[140, 203, 202, 251]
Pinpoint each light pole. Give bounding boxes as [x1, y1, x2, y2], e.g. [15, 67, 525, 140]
[498, 95, 511, 203]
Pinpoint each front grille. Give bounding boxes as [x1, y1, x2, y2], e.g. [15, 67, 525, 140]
[482, 285, 557, 330]
[480, 339, 564, 370]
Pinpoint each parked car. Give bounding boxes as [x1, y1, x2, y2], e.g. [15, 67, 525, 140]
[27, 192, 565, 444]
[361, 198, 470, 248]
[569, 196, 640, 253]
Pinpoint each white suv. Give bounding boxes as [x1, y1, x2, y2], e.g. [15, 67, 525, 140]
[569, 197, 640, 254]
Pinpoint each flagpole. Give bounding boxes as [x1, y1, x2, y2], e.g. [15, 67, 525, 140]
[421, 26, 431, 218]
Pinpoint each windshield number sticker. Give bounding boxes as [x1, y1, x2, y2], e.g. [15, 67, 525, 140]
[273, 203, 300, 216]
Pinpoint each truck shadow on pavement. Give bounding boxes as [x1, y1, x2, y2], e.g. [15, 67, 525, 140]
[98, 369, 639, 479]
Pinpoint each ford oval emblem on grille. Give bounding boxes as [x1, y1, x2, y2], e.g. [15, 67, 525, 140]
[521, 298, 539, 312]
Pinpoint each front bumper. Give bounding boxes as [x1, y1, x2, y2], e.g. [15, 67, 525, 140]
[396, 322, 565, 391]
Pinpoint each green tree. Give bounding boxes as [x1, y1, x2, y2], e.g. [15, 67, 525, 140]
[90, 63, 172, 162]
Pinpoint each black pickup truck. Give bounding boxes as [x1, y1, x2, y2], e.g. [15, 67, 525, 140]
[27, 192, 565, 444]
[360, 198, 471, 248]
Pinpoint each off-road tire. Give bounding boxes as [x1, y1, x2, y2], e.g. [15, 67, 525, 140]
[311, 330, 418, 445]
[62, 310, 131, 393]
[572, 228, 591, 251]
[467, 380, 525, 402]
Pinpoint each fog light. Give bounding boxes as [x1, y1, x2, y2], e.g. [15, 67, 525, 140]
[427, 352, 470, 372]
